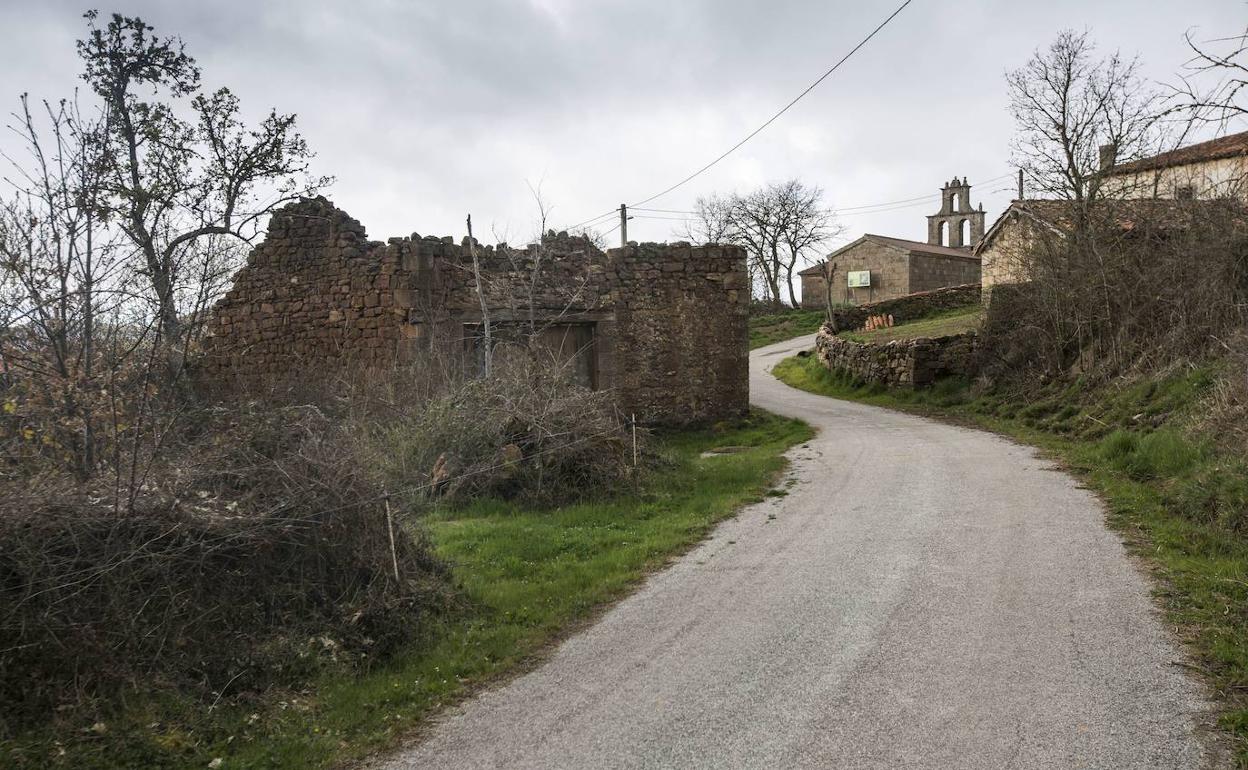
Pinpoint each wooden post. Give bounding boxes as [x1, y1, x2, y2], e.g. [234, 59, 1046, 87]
[384, 493, 400, 583]
[631, 413, 638, 468]
[619, 203, 628, 248]
[1018, 169, 1024, 200]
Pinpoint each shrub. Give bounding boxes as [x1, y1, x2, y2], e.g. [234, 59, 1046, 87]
[0, 396, 457, 736]
[346, 356, 635, 507]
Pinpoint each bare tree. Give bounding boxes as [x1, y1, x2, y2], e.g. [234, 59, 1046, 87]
[726, 186, 786, 307]
[1007, 29, 1162, 207]
[77, 11, 328, 374]
[773, 180, 841, 308]
[680, 193, 736, 245]
[685, 182, 838, 308]
[822, 259, 840, 328]
[1171, 25, 1248, 129]
[0, 94, 121, 478]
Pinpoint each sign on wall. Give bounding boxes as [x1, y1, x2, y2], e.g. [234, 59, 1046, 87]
[847, 270, 871, 288]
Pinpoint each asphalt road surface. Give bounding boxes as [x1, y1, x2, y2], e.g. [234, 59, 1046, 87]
[380, 334, 1219, 769]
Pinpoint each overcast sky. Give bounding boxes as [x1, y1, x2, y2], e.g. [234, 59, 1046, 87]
[1, 0, 1244, 252]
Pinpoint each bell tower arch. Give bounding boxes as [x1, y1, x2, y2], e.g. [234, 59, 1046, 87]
[926, 177, 985, 249]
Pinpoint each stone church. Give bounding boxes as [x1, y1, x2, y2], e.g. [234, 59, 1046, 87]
[800, 178, 984, 307]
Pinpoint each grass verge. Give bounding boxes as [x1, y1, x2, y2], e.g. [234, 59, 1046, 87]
[749, 308, 826, 349]
[773, 352, 1248, 762]
[2, 410, 811, 769]
[836, 305, 983, 343]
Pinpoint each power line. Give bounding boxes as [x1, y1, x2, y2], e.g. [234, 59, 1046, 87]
[566, 208, 620, 232]
[836, 199, 942, 217]
[632, 172, 1016, 224]
[631, 206, 696, 215]
[627, 0, 915, 208]
[835, 193, 939, 211]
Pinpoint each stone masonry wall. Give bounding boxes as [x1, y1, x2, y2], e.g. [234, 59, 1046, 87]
[202, 197, 749, 425]
[908, 253, 981, 295]
[813, 328, 978, 389]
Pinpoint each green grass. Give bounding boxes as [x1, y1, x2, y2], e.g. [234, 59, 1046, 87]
[3, 411, 812, 769]
[749, 308, 826, 349]
[773, 352, 1248, 761]
[837, 305, 983, 343]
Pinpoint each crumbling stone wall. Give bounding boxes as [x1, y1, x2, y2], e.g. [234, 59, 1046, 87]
[814, 328, 978, 389]
[202, 197, 748, 425]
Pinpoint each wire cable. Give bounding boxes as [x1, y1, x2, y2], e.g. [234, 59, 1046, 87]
[565, 208, 620, 232]
[627, 0, 915, 208]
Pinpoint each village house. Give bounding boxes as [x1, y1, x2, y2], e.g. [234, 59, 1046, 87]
[978, 130, 1248, 299]
[202, 197, 750, 425]
[1100, 129, 1248, 201]
[799, 178, 984, 308]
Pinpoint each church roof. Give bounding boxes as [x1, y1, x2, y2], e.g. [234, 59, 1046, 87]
[799, 234, 979, 275]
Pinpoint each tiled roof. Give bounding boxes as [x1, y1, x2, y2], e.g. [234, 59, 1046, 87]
[799, 234, 977, 275]
[864, 234, 979, 259]
[975, 197, 1247, 255]
[1106, 131, 1248, 176]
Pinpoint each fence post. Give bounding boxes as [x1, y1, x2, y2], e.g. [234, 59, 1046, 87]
[384, 492, 400, 583]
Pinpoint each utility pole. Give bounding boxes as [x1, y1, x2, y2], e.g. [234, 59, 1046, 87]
[619, 203, 628, 248]
[1018, 169, 1024, 200]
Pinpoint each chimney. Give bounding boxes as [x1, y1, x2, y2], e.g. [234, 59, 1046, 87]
[1099, 143, 1117, 171]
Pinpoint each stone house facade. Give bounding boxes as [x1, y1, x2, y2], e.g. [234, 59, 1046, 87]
[1100, 130, 1248, 201]
[979, 132, 1248, 301]
[800, 178, 984, 308]
[202, 197, 750, 425]
[976, 197, 1246, 301]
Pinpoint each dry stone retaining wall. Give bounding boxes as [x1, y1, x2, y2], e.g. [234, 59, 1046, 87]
[203, 197, 749, 425]
[814, 328, 978, 389]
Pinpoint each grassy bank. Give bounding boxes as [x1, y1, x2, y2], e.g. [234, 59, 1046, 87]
[749, 308, 825, 349]
[774, 353, 1248, 761]
[3, 410, 811, 770]
[837, 305, 983, 343]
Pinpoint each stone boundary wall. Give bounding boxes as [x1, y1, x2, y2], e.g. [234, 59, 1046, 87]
[813, 328, 978, 389]
[827, 284, 980, 332]
[202, 197, 749, 425]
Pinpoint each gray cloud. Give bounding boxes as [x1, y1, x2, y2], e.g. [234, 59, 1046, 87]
[1, 0, 1241, 252]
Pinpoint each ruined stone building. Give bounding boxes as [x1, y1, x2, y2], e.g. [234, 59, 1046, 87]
[202, 198, 750, 425]
[799, 178, 984, 307]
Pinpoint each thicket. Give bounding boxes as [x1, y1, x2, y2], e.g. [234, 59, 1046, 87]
[979, 199, 1248, 383]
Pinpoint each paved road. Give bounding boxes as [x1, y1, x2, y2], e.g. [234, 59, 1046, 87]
[380, 334, 1218, 769]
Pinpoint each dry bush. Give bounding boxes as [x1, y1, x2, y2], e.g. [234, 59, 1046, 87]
[0, 396, 456, 735]
[349, 354, 635, 506]
[0, 347, 637, 733]
[1203, 332, 1248, 451]
[979, 199, 1248, 383]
